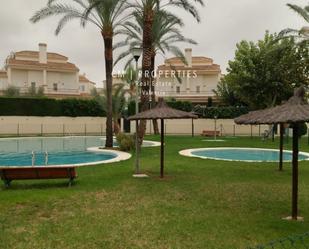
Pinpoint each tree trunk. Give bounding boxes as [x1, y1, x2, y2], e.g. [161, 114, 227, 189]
[102, 32, 114, 148]
[151, 52, 159, 134]
[138, 11, 154, 143]
[113, 119, 120, 135]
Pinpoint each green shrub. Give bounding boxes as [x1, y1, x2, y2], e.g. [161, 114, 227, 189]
[116, 133, 134, 152]
[0, 97, 104, 117]
[194, 106, 249, 119]
[167, 101, 193, 112]
[3, 86, 20, 97]
[207, 97, 213, 107]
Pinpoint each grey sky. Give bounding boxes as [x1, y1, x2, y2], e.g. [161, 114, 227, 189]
[0, 0, 307, 87]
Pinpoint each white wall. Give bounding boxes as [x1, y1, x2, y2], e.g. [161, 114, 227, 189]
[0, 77, 8, 90]
[131, 119, 270, 136]
[0, 117, 273, 137]
[0, 117, 106, 136]
[156, 74, 219, 97]
[11, 69, 28, 87]
[27, 70, 44, 87]
[47, 72, 78, 93]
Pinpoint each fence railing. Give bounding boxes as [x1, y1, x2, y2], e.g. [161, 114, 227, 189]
[247, 232, 309, 249]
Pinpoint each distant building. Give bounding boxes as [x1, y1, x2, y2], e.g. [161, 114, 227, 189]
[156, 48, 221, 104]
[0, 43, 96, 98]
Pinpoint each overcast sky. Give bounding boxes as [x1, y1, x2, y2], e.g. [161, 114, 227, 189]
[0, 0, 307, 87]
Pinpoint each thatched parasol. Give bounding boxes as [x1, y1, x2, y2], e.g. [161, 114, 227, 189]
[235, 87, 309, 220]
[128, 98, 198, 178]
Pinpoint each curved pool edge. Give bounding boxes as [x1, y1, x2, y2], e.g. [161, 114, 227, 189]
[179, 147, 309, 163]
[0, 149, 132, 169]
[142, 140, 161, 147]
[86, 147, 131, 165]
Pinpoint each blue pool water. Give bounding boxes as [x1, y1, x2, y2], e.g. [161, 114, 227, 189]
[190, 148, 309, 162]
[0, 136, 117, 167]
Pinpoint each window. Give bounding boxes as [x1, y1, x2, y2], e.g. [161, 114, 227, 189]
[53, 83, 58, 91]
[196, 86, 200, 94]
[31, 82, 36, 88]
[176, 86, 180, 94]
[80, 85, 85, 91]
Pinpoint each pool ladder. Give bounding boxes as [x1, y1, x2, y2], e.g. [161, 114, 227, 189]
[31, 151, 48, 166]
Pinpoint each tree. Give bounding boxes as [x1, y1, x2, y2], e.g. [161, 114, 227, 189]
[116, 10, 197, 134]
[213, 80, 245, 107]
[221, 32, 309, 110]
[279, 3, 309, 45]
[30, 0, 128, 148]
[126, 0, 204, 141]
[95, 84, 127, 134]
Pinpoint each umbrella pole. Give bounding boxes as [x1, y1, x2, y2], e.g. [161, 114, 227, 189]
[160, 119, 164, 178]
[292, 124, 299, 220]
[135, 120, 140, 174]
[279, 124, 284, 171]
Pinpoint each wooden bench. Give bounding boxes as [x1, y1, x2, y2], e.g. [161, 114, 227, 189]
[201, 130, 221, 137]
[0, 166, 77, 188]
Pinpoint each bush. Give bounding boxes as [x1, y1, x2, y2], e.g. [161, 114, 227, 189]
[166, 101, 193, 112]
[3, 86, 20, 97]
[116, 133, 134, 152]
[26, 86, 45, 97]
[207, 97, 213, 107]
[0, 97, 105, 117]
[194, 106, 249, 119]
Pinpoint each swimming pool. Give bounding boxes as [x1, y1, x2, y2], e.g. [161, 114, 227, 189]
[0, 136, 132, 167]
[179, 147, 309, 162]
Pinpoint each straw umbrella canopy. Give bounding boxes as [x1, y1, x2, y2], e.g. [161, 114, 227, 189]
[128, 98, 198, 178]
[235, 87, 309, 220]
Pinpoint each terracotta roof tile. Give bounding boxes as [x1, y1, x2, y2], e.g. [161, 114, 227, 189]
[0, 70, 7, 78]
[7, 58, 79, 72]
[15, 51, 68, 61]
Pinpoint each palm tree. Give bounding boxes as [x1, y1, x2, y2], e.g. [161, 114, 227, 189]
[30, 0, 129, 148]
[116, 10, 197, 134]
[95, 84, 127, 134]
[124, 0, 204, 140]
[279, 3, 309, 44]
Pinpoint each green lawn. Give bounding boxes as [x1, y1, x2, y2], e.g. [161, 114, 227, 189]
[1, 136, 309, 249]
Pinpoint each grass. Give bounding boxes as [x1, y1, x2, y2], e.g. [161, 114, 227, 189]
[1, 135, 309, 249]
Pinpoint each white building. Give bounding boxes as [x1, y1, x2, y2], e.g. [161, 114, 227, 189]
[0, 43, 96, 98]
[156, 48, 221, 103]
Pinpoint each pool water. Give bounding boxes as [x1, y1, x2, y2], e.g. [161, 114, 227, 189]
[187, 148, 309, 162]
[0, 136, 117, 167]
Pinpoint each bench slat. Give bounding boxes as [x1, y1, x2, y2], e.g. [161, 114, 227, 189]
[0, 167, 77, 187]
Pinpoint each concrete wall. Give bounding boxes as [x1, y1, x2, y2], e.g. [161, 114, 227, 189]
[0, 116, 270, 137]
[131, 119, 270, 136]
[0, 117, 106, 136]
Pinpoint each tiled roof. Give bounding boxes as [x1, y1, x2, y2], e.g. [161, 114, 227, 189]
[165, 56, 214, 64]
[158, 64, 221, 72]
[15, 51, 68, 61]
[79, 75, 96, 85]
[0, 70, 7, 78]
[7, 59, 79, 72]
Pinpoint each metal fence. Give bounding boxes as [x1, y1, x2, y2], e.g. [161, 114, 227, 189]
[247, 232, 309, 249]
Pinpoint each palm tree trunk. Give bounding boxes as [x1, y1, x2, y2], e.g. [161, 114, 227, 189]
[138, 11, 154, 143]
[113, 118, 120, 135]
[102, 32, 114, 148]
[151, 52, 159, 135]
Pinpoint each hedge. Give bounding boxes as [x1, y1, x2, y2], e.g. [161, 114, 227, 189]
[126, 100, 248, 119]
[195, 106, 249, 119]
[126, 100, 193, 116]
[0, 97, 105, 117]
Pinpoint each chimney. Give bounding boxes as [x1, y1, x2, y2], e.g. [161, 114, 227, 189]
[39, 43, 47, 64]
[185, 48, 192, 67]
